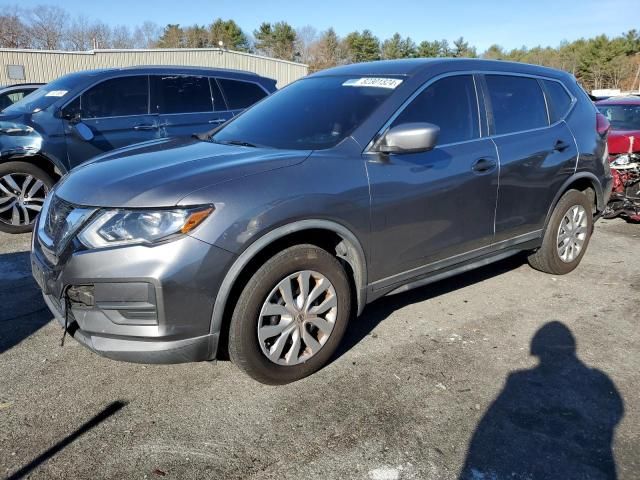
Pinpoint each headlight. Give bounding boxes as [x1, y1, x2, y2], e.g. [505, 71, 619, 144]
[78, 206, 213, 248]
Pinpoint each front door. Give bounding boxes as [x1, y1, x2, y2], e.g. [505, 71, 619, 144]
[63, 75, 159, 168]
[366, 74, 499, 284]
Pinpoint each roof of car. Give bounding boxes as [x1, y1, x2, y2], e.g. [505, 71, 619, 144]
[310, 58, 572, 80]
[63, 65, 269, 80]
[595, 96, 640, 106]
[0, 83, 44, 89]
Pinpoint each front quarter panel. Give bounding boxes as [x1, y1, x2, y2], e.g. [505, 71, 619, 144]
[179, 143, 371, 259]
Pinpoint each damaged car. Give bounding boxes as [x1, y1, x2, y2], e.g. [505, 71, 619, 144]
[0, 66, 276, 233]
[596, 96, 640, 221]
[32, 59, 612, 384]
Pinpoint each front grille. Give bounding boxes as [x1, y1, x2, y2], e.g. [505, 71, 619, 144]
[38, 194, 96, 261]
[44, 195, 76, 245]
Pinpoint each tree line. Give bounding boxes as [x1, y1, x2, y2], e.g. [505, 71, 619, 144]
[1, 4, 639, 91]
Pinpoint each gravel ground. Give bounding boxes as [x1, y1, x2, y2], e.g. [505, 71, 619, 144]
[0, 220, 638, 480]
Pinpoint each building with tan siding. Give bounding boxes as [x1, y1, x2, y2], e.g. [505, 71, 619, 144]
[0, 48, 308, 88]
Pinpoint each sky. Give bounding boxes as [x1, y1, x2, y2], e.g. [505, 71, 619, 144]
[13, 0, 640, 51]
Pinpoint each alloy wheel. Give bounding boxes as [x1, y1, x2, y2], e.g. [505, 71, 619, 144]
[556, 204, 588, 263]
[0, 173, 48, 227]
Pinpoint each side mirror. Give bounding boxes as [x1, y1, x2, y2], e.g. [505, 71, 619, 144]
[376, 122, 440, 154]
[71, 121, 94, 142]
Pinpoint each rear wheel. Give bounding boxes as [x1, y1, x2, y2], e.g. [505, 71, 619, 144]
[0, 161, 54, 234]
[229, 244, 351, 384]
[528, 189, 593, 275]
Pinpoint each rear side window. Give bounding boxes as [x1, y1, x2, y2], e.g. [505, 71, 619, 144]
[218, 79, 267, 110]
[209, 78, 227, 111]
[485, 75, 548, 135]
[152, 76, 213, 114]
[391, 75, 479, 145]
[543, 80, 573, 122]
[82, 76, 148, 119]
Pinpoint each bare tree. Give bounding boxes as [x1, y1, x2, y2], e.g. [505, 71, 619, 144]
[111, 25, 135, 49]
[133, 21, 161, 48]
[66, 15, 93, 50]
[0, 6, 31, 48]
[28, 5, 69, 49]
[295, 25, 317, 64]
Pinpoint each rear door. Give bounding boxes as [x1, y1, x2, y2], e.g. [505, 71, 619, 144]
[152, 75, 232, 137]
[217, 78, 269, 115]
[484, 74, 578, 242]
[63, 75, 158, 168]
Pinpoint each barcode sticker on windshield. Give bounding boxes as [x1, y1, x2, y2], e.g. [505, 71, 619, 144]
[45, 90, 68, 97]
[343, 78, 403, 89]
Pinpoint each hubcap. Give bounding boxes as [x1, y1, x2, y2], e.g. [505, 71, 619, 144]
[258, 270, 338, 366]
[0, 173, 48, 227]
[557, 204, 588, 263]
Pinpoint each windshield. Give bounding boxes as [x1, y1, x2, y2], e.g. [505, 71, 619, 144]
[3, 76, 78, 114]
[212, 76, 400, 150]
[597, 104, 640, 131]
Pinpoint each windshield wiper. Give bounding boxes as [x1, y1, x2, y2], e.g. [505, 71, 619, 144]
[192, 132, 260, 148]
[218, 139, 258, 148]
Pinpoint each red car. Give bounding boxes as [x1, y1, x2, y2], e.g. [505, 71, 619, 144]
[596, 96, 640, 221]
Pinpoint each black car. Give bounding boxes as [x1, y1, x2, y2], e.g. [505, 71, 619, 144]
[0, 66, 276, 233]
[0, 83, 44, 110]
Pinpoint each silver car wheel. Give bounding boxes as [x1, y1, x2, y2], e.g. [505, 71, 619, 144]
[258, 270, 338, 366]
[556, 204, 588, 263]
[0, 173, 48, 227]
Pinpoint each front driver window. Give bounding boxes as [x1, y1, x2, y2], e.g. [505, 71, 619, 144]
[391, 75, 480, 145]
[81, 76, 149, 119]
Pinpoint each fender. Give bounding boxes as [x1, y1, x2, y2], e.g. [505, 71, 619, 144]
[542, 171, 604, 231]
[209, 219, 368, 338]
[0, 150, 68, 177]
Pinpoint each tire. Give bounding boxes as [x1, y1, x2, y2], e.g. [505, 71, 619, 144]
[229, 244, 352, 385]
[528, 189, 593, 275]
[0, 161, 54, 234]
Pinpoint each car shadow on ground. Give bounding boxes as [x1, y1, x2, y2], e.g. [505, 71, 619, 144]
[459, 321, 624, 479]
[0, 251, 51, 354]
[335, 252, 528, 360]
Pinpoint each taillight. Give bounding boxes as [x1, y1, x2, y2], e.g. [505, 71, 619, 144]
[596, 112, 610, 136]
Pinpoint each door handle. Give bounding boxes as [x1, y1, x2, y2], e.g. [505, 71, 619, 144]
[553, 140, 570, 152]
[472, 158, 497, 173]
[208, 118, 227, 124]
[133, 123, 156, 131]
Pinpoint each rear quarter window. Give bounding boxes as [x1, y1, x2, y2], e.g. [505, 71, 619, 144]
[218, 79, 268, 110]
[485, 75, 548, 135]
[543, 80, 573, 122]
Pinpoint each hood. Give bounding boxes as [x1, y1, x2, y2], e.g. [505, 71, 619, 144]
[55, 136, 311, 208]
[608, 129, 640, 155]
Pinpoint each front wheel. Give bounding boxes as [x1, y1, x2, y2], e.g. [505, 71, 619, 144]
[528, 189, 594, 275]
[229, 244, 352, 385]
[0, 161, 54, 234]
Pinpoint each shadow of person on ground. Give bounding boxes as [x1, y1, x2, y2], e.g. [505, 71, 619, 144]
[459, 321, 624, 480]
[0, 251, 50, 354]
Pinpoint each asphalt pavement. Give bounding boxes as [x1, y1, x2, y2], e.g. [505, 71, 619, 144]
[1, 219, 638, 479]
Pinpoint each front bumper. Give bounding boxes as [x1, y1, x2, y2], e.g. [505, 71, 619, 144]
[32, 233, 235, 364]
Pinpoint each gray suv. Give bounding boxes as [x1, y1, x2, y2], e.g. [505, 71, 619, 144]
[31, 59, 613, 384]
